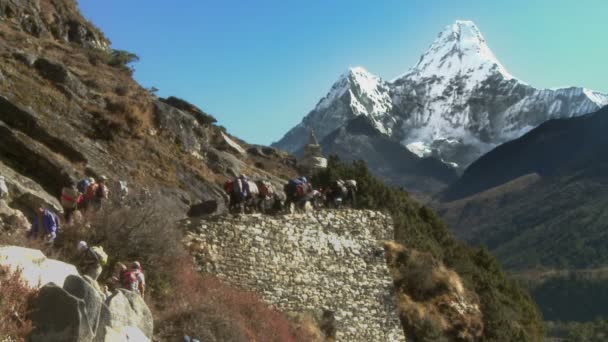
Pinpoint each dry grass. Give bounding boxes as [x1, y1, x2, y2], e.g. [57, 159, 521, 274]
[0, 266, 38, 341]
[154, 258, 307, 342]
[384, 241, 484, 341]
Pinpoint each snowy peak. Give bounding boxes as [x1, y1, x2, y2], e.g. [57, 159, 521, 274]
[399, 20, 512, 82]
[315, 66, 394, 135]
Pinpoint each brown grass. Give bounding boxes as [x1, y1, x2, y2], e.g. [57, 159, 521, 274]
[384, 241, 484, 341]
[0, 266, 38, 341]
[154, 257, 307, 342]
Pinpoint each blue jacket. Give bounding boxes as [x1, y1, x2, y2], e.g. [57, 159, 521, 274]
[30, 209, 59, 235]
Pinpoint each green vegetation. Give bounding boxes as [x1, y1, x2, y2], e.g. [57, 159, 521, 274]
[530, 274, 608, 322]
[108, 49, 140, 75]
[546, 320, 608, 342]
[313, 156, 544, 341]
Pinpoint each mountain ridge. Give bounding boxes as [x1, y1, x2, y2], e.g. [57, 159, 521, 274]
[274, 20, 608, 178]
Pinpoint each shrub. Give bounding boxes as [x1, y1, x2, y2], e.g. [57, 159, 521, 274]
[0, 266, 37, 341]
[108, 49, 139, 75]
[155, 257, 303, 342]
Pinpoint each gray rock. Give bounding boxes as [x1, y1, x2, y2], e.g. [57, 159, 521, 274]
[188, 200, 219, 217]
[12, 51, 37, 66]
[29, 283, 96, 342]
[28, 272, 154, 342]
[63, 275, 105, 337]
[97, 289, 154, 340]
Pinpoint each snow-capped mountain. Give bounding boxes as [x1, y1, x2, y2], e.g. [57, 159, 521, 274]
[274, 20, 608, 174]
[275, 66, 395, 153]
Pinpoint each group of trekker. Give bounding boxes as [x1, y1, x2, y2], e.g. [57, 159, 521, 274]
[223, 175, 358, 214]
[26, 175, 110, 246]
[61, 175, 110, 221]
[16, 172, 144, 298]
[77, 240, 146, 298]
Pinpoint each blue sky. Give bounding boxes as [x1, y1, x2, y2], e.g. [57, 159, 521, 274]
[78, 0, 608, 145]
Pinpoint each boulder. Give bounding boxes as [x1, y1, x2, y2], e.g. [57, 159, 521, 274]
[29, 276, 107, 342]
[220, 132, 246, 155]
[11, 247, 156, 342]
[188, 200, 219, 217]
[97, 289, 154, 340]
[102, 326, 150, 342]
[12, 51, 38, 66]
[29, 283, 96, 342]
[63, 275, 105, 336]
[153, 100, 204, 153]
[0, 199, 29, 231]
[0, 246, 78, 288]
[34, 57, 87, 97]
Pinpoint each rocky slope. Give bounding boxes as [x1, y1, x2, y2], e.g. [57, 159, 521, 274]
[274, 20, 607, 188]
[0, 0, 296, 219]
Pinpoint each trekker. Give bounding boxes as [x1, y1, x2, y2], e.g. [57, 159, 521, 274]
[80, 177, 96, 210]
[129, 261, 145, 297]
[77, 241, 108, 281]
[28, 206, 59, 245]
[90, 175, 109, 211]
[77, 177, 94, 194]
[60, 182, 82, 222]
[344, 179, 357, 207]
[107, 262, 128, 291]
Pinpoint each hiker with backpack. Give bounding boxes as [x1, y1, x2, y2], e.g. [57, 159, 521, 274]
[28, 206, 60, 245]
[284, 177, 313, 212]
[123, 261, 145, 298]
[90, 176, 109, 211]
[344, 179, 357, 207]
[60, 182, 82, 222]
[326, 179, 348, 208]
[107, 262, 128, 291]
[76, 241, 108, 281]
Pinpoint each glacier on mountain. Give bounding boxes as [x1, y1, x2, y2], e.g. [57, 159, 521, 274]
[274, 20, 608, 169]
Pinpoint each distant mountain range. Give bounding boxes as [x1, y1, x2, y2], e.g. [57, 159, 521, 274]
[273, 20, 608, 192]
[438, 105, 608, 269]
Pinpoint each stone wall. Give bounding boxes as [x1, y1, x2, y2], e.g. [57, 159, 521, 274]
[184, 210, 405, 341]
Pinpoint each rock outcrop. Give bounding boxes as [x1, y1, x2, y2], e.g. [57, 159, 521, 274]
[29, 275, 152, 342]
[0, 0, 109, 50]
[184, 210, 405, 341]
[0, 246, 78, 288]
[0, 246, 153, 342]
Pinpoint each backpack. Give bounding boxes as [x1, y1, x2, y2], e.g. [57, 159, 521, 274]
[121, 270, 138, 291]
[90, 246, 108, 266]
[232, 179, 243, 196]
[0, 176, 8, 198]
[223, 181, 234, 194]
[345, 180, 357, 189]
[258, 181, 274, 199]
[77, 179, 91, 194]
[247, 181, 259, 196]
[95, 184, 107, 199]
[86, 183, 98, 199]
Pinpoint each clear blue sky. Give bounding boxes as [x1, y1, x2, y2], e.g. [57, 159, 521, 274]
[78, 0, 608, 145]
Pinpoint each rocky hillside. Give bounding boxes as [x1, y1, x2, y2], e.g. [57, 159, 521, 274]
[274, 20, 607, 193]
[0, 0, 297, 218]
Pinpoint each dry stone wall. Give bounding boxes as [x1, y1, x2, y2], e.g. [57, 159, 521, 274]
[184, 209, 405, 341]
